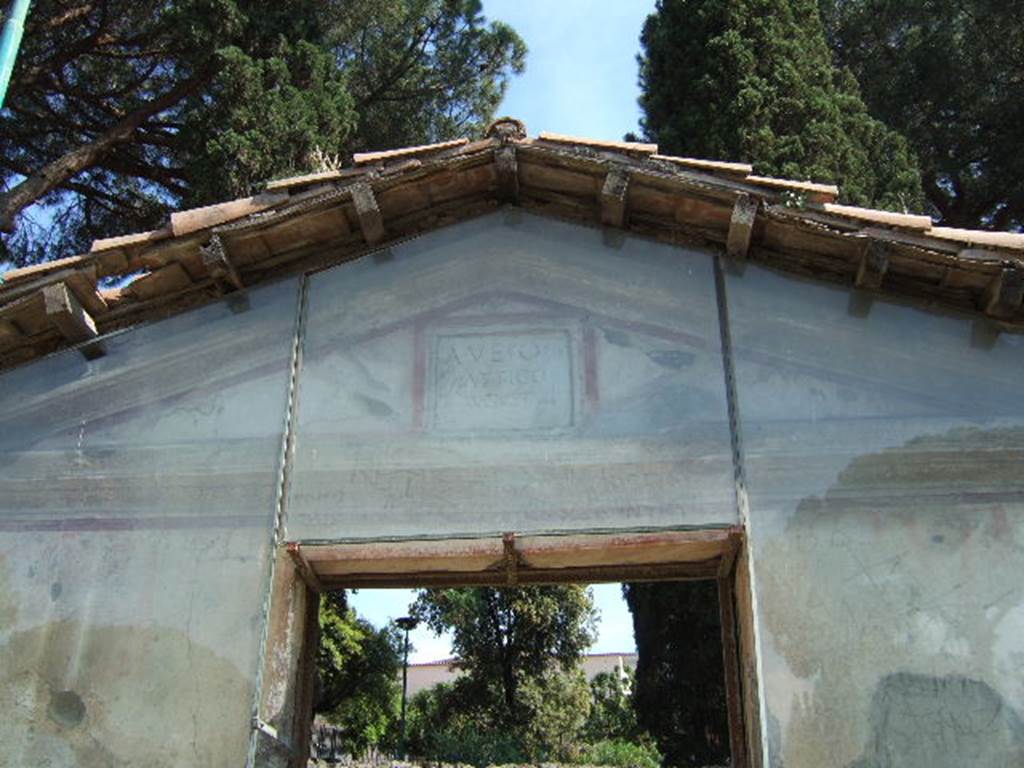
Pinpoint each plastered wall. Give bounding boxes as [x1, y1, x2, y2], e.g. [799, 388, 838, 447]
[1, 212, 1022, 767]
[287, 213, 737, 539]
[727, 265, 1024, 767]
[0, 279, 299, 767]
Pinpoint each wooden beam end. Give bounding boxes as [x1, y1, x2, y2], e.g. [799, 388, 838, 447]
[43, 282, 99, 344]
[351, 183, 385, 246]
[982, 266, 1024, 320]
[726, 194, 758, 260]
[855, 239, 889, 291]
[600, 168, 630, 228]
[495, 146, 519, 204]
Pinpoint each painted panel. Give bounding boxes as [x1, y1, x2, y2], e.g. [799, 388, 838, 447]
[287, 211, 736, 539]
[727, 265, 1024, 767]
[0, 278, 299, 766]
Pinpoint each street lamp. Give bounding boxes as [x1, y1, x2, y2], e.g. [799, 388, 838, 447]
[395, 615, 419, 758]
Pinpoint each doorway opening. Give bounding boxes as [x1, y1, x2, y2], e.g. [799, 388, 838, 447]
[256, 528, 760, 768]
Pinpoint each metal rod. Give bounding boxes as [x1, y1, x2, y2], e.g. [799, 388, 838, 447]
[0, 0, 31, 108]
[395, 615, 418, 758]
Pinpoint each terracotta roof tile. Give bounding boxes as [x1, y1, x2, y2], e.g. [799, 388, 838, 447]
[2, 122, 1022, 371]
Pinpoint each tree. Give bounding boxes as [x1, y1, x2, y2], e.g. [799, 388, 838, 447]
[583, 668, 640, 744]
[624, 581, 730, 767]
[316, 591, 404, 755]
[0, 0, 525, 265]
[412, 586, 597, 731]
[635, 0, 924, 211]
[820, 0, 1024, 229]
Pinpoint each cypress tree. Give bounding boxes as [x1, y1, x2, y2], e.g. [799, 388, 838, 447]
[636, 0, 924, 211]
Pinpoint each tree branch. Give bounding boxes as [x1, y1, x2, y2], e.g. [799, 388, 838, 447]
[0, 66, 213, 232]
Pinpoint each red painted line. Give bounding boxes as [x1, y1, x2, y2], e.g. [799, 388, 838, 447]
[0, 514, 267, 532]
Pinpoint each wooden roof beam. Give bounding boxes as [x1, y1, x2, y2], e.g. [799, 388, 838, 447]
[42, 282, 105, 359]
[981, 265, 1024, 320]
[726, 193, 758, 260]
[351, 183, 385, 246]
[600, 168, 630, 228]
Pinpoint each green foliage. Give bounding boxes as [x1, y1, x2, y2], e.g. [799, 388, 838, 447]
[180, 41, 357, 205]
[412, 586, 597, 760]
[583, 669, 639, 744]
[425, 721, 528, 767]
[636, 0, 924, 211]
[515, 666, 592, 761]
[330, 0, 526, 151]
[820, 0, 1024, 229]
[413, 586, 597, 718]
[404, 679, 526, 764]
[1, 0, 525, 265]
[579, 739, 663, 768]
[316, 592, 403, 756]
[405, 668, 591, 764]
[624, 581, 729, 767]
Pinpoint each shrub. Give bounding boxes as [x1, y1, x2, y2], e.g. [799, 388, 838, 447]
[429, 723, 527, 767]
[580, 738, 662, 768]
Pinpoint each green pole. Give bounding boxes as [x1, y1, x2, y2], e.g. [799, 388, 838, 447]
[0, 0, 31, 109]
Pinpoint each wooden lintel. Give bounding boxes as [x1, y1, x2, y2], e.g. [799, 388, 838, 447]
[727, 194, 758, 260]
[286, 543, 324, 593]
[303, 528, 740, 587]
[600, 168, 630, 228]
[201, 235, 244, 292]
[351, 183, 385, 245]
[981, 266, 1024, 319]
[855, 239, 889, 290]
[42, 283, 104, 358]
[495, 146, 519, 203]
[717, 531, 742, 577]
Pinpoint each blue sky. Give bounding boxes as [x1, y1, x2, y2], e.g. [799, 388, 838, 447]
[351, 583, 637, 664]
[481, 0, 656, 142]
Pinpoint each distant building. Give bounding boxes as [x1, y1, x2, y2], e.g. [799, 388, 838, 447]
[404, 652, 637, 696]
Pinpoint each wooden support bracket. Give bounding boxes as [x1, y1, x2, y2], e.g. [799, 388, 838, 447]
[201, 235, 244, 292]
[286, 543, 324, 593]
[727, 194, 758, 260]
[600, 168, 630, 228]
[42, 282, 105, 359]
[981, 265, 1024, 320]
[351, 183, 385, 246]
[855, 239, 889, 290]
[0, 318, 22, 346]
[495, 146, 519, 204]
[503, 532, 519, 586]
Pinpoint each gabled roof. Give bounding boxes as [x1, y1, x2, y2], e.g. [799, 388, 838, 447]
[1, 117, 1022, 372]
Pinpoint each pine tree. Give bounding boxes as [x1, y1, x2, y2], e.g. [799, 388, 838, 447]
[0, 0, 525, 265]
[636, 0, 924, 211]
